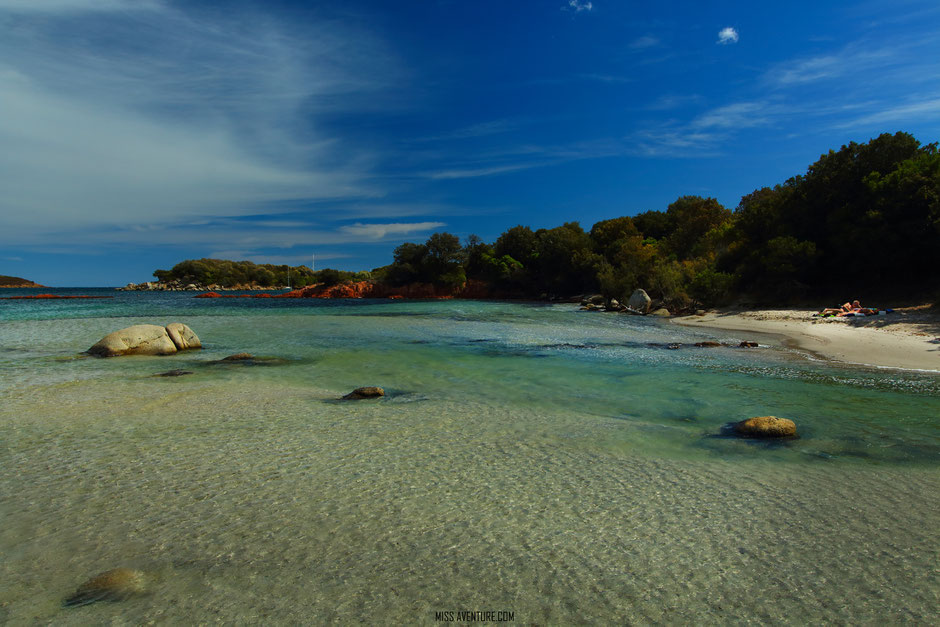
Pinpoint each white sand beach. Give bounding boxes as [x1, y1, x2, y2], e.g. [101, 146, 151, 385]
[673, 305, 940, 372]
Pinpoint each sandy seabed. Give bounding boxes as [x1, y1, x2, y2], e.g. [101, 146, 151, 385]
[1, 376, 937, 625]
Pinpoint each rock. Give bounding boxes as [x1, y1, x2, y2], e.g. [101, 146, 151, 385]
[667, 343, 682, 350]
[87, 325, 178, 357]
[156, 369, 193, 377]
[609, 299, 620, 308]
[734, 416, 797, 438]
[582, 294, 605, 306]
[222, 353, 255, 361]
[695, 309, 706, 315]
[342, 386, 385, 400]
[739, 341, 759, 348]
[64, 568, 148, 607]
[650, 308, 671, 317]
[627, 289, 652, 314]
[166, 323, 201, 351]
[694, 341, 723, 347]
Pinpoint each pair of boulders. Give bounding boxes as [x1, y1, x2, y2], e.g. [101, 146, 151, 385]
[87, 323, 200, 357]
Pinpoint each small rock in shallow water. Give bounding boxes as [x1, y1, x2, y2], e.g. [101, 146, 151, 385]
[733, 416, 797, 438]
[694, 341, 723, 347]
[64, 568, 147, 607]
[342, 386, 385, 400]
[739, 341, 759, 348]
[155, 369, 193, 377]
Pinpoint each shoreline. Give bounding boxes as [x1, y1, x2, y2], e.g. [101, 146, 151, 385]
[672, 306, 940, 372]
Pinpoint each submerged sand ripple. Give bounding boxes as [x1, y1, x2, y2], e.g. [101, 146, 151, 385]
[1, 378, 937, 624]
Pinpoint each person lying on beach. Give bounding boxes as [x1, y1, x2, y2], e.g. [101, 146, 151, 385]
[817, 300, 877, 317]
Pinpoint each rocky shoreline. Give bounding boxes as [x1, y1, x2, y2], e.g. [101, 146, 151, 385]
[118, 280, 287, 292]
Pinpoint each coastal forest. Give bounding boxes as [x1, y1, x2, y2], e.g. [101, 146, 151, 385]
[155, 132, 940, 307]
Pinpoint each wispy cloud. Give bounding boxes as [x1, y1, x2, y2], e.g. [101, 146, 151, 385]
[834, 96, 940, 128]
[717, 27, 739, 44]
[629, 35, 660, 50]
[767, 45, 895, 86]
[691, 102, 771, 129]
[338, 222, 447, 240]
[421, 163, 541, 180]
[0, 2, 399, 244]
[0, 0, 160, 12]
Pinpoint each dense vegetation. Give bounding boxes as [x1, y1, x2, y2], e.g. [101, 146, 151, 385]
[156, 132, 938, 307]
[0, 275, 42, 287]
[153, 259, 370, 288]
[374, 132, 940, 307]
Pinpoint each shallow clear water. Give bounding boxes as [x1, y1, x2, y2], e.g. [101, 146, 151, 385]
[1, 289, 938, 624]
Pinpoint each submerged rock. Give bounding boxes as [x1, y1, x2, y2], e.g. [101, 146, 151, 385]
[734, 416, 797, 438]
[64, 568, 148, 607]
[649, 308, 671, 317]
[739, 341, 759, 348]
[155, 369, 193, 377]
[694, 341, 723, 347]
[222, 353, 255, 361]
[342, 386, 385, 400]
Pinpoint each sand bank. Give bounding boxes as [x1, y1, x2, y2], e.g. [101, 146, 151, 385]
[673, 306, 940, 372]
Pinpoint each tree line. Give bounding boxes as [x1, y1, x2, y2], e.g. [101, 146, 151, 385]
[374, 132, 940, 306]
[155, 132, 938, 306]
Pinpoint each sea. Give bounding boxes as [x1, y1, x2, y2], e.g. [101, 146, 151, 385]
[1, 288, 938, 624]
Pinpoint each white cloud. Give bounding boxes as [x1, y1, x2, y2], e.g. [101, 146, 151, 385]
[0, 3, 400, 245]
[566, 1, 593, 12]
[0, 0, 160, 12]
[338, 222, 447, 240]
[717, 27, 739, 45]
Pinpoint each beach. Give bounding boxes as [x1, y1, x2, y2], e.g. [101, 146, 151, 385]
[673, 306, 940, 372]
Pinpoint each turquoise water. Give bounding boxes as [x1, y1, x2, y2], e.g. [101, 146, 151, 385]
[1, 289, 938, 623]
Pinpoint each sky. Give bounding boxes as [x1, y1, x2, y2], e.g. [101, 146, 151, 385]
[1, 0, 939, 286]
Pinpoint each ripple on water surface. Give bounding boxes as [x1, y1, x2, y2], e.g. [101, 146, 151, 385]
[0, 295, 937, 623]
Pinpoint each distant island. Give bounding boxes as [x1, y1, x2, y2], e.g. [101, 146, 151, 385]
[138, 132, 940, 310]
[0, 275, 45, 288]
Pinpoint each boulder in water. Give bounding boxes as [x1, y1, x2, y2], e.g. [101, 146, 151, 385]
[342, 386, 385, 400]
[733, 416, 797, 438]
[87, 325, 178, 357]
[166, 323, 201, 350]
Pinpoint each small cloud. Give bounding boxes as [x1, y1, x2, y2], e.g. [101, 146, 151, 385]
[565, 1, 593, 12]
[629, 35, 660, 50]
[339, 222, 446, 240]
[717, 27, 739, 45]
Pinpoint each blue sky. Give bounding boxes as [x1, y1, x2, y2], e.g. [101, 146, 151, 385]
[2, 0, 939, 286]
